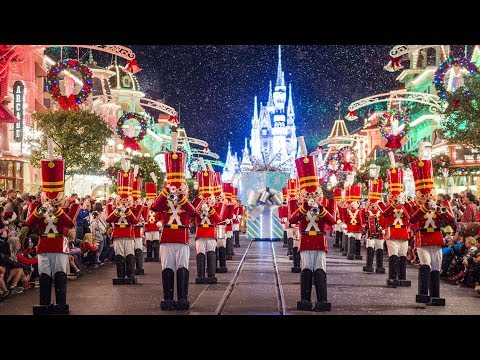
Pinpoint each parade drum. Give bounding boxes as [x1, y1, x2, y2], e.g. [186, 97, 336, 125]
[217, 224, 226, 239]
[456, 222, 480, 237]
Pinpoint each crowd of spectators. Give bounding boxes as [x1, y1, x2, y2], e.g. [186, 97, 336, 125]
[0, 189, 115, 303]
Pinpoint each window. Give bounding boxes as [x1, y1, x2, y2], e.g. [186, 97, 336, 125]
[426, 48, 436, 66]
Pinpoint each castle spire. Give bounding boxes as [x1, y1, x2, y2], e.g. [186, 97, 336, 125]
[287, 83, 295, 117]
[268, 81, 273, 106]
[276, 45, 285, 87]
[252, 96, 258, 125]
[244, 137, 249, 155]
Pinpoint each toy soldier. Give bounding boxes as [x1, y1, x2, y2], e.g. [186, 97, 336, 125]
[144, 177, 161, 262]
[363, 178, 385, 274]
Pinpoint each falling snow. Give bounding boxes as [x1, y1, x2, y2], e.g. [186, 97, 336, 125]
[128, 45, 467, 158]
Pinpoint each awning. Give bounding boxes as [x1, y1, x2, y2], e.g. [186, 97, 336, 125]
[0, 103, 19, 123]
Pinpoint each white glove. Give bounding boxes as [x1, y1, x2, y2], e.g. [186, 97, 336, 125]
[201, 203, 209, 212]
[226, 219, 231, 224]
[308, 198, 316, 207]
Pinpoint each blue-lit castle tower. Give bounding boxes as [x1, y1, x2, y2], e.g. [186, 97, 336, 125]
[222, 45, 297, 182]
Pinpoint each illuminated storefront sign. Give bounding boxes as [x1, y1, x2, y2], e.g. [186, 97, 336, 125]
[13, 81, 24, 142]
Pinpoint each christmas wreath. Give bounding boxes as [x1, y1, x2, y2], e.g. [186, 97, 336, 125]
[394, 151, 417, 168]
[46, 59, 92, 109]
[433, 57, 479, 100]
[432, 154, 451, 176]
[116, 112, 148, 151]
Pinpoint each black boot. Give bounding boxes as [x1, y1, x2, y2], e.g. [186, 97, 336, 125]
[134, 248, 144, 275]
[429, 270, 445, 306]
[347, 237, 356, 260]
[206, 251, 217, 284]
[313, 269, 331, 311]
[234, 230, 240, 247]
[161, 268, 176, 310]
[363, 247, 375, 272]
[124, 254, 137, 284]
[176, 267, 190, 310]
[283, 230, 288, 248]
[354, 239, 363, 260]
[398, 256, 411, 287]
[416, 264, 431, 304]
[52, 271, 69, 314]
[341, 233, 348, 256]
[216, 246, 228, 273]
[386, 255, 399, 287]
[375, 248, 385, 273]
[291, 247, 301, 273]
[287, 237, 293, 258]
[145, 240, 153, 261]
[226, 237, 235, 259]
[113, 255, 125, 285]
[333, 231, 341, 248]
[195, 253, 206, 284]
[152, 240, 160, 261]
[297, 269, 313, 311]
[215, 247, 219, 269]
[33, 273, 53, 315]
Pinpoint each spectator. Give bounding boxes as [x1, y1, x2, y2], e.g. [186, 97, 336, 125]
[0, 237, 31, 293]
[76, 201, 91, 244]
[66, 229, 82, 276]
[456, 193, 478, 223]
[0, 266, 10, 301]
[80, 233, 98, 269]
[90, 211, 106, 264]
[100, 226, 115, 263]
[448, 236, 477, 284]
[17, 238, 38, 285]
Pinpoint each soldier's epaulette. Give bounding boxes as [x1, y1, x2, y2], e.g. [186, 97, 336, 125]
[420, 205, 429, 213]
[160, 188, 169, 197]
[33, 210, 43, 218]
[125, 209, 133, 216]
[177, 197, 187, 206]
[318, 209, 327, 218]
[299, 206, 308, 215]
[208, 208, 215, 216]
[53, 208, 63, 217]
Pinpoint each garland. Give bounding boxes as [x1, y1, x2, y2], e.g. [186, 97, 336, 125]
[433, 57, 479, 100]
[46, 59, 92, 109]
[116, 112, 148, 151]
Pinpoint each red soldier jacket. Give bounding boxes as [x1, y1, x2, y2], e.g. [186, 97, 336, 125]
[289, 203, 335, 251]
[25, 207, 75, 254]
[194, 206, 221, 239]
[233, 205, 243, 225]
[409, 204, 455, 247]
[132, 204, 145, 238]
[287, 199, 298, 219]
[378, 203, 410, 240]
[151, 189, 196, 245]
[106, 206, 138, 239]
[345, 208, 365, 233]
[366, 209, 385, 239]
[143, 206, 162, 232]
[222, 203, 235, 231]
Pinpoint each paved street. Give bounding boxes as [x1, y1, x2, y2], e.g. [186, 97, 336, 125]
[0, 234, 478, 315]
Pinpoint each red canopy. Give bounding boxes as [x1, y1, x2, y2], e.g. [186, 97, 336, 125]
[0, 103, 18, 123]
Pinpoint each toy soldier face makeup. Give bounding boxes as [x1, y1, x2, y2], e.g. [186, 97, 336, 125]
[415, 189, 436, 206]
[116, 194, 133, 208]
[367, 201, 379, 211]
[300, 186, 323, 203]
[348, 201, 359, 211]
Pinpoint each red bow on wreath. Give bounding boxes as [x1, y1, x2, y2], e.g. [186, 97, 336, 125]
[58, 94, 79, 110]
[384, 56, 403, 72]
[385, 134, 403, 150]
[125, 59, 142, 74]
[123, 136, 141, 151]
[168, 115, 179, 125]
[345, 110, 358, 121]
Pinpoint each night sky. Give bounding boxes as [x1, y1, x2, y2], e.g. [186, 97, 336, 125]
[128, 45, 467, 161]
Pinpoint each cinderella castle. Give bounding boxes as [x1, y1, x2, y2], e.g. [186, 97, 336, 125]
[222, 46, 298, 181]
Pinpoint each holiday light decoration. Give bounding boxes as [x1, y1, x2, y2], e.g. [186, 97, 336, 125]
[432, 154, 451, 177]
[46, 59, 92, 109]
[378, 108, 411, 150]
[433, 57, 479, 99]
[116, 112, 148, 151]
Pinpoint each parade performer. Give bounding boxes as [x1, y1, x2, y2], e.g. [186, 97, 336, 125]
[287, 177, 301, 273]
[338, 187, 350, 257]
[332, 188, 345, 249]
[409, 142, 455, 306]
[211, 168, 228, 273]
[363, 178, 385, 273]
[222, 182, 235, 260]
[106, 169, 138, 285]
[346, 185, 365, 261]
[151, 129, 196, 310]
[378, 153, 411, 287]
[143, 175, 161, 262]
[132, 169, 145, 275]
[290, 137, 336, 311]
[232, 187, 243, 248]
[281, 187, 289, 248]
[192, 158, 221, 284]
[26, 140, 76, 314]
